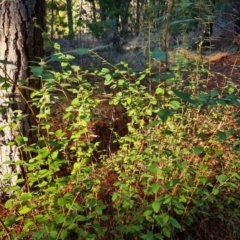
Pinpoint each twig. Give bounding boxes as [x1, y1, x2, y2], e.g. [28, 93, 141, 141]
[0, 218, 12, 240]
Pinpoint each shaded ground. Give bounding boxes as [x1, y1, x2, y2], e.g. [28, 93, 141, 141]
[207, 51, 240, 89]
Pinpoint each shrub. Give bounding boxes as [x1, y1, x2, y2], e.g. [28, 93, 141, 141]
[1, 42, 240, 240]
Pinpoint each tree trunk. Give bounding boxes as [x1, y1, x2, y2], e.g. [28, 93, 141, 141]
[120, 0, 130, 37]
[99, 0, 107, 22]
[135, 0, 141, 36]
[91, 0, 97, 22]
[66, 0, 74, 39]
[51, 0, 54, 39]
[0, 0, 45, 192]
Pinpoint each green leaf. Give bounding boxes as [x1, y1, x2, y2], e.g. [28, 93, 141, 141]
[0, 76, 10, 83]
[50, 53, 63, 61]
[158, 109, 172, 122]
[145, 230, 154, 240]
[155, 87, 165, 95]
[152, 201, 161, 213]
[55, 213, 65, 224]
[172, 199, 185, 210]
[34, 214, 47, 224]
[72, 203, 83, 212]
[147, 120, 161, 128]
[171, 18, 196, 25]
[4, 216, 17, 226]
[154, 233, 164, 239]
[151, 182, 160, 193]
[174, 208, 184, 215]
[112, 192, 119, 201]
[42, 32, 50, 39]
[212, 188, 219, 195]
[162, 227, 171, 238]
[126, 97, 132, 104]
[38, 169, 50, 178]
[216, 131, 227, 140]
[57, 197, 67, 207]
[163, 195, 172, 204]
[173, 89, 197, 105]
[77, 215, 86, 222]
[152, 50, 168, 61]
[216, 174, 228, 184]
[19, 206, 31, 215]
[118, 79, 125, 86]
[0, 60, 14, 65]
[105, 74, 113, 85]
[20, 193, 32, 201]
[150, 98, 157, 105]
[215, 149, 223, 156]
[227, 182, 238, 189]
[101, 68, 109, 74]
[180, 148, 190, 155]
[149, 162, 158, 174]
[65, 54, 75, 60]
[30, 66, 43, 76]
[192, 146, 204, 155]
[37, 181, 48, 188]
[50, 230, 58, 238]
[95, 206, 103, 215]
[170, 217, 181, 229]
[23, 219, 34, 231]
[71, 97, 79, 105]
[51, 151, 58, 160]
[0, 82, 11, 89]
[54, 42, 61, 50]
[66, 48, 89, 55]
[33, 229, 46, 239]
[169, 100, 181, 109]
[15, 136, 27, 145]
[92, 45, 108, 51]
[210, 90, 219, 97]
[5, 199, 13, 209]
[100, 215, 108, 221]
[60, 229, 68, 239]
[163, 129, 173, 135]
[153, 73, 175, 82]
[228, 87, 234, 94]
[143, 210, 153, 217]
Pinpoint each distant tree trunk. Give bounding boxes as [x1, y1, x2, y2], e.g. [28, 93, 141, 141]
[66, 0, 74, 39]
[99, 0, 107, 22]
[91, 0, 97, 22]
[136, 0, 141, 36]
[0, 0, 45, 191]
[51, 0, 54, 39]
[120, 0, 131, 37]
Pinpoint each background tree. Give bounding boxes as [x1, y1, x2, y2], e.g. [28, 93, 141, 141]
[0, 0, 45, 191]
[46, 0, 80, 38]
[66, 0, 74, 39]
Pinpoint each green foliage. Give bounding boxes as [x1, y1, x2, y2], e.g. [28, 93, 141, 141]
[1, 36, 240, 240]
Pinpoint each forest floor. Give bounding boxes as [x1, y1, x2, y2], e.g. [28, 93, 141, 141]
[204, 50, 240, 89]
[1, 30, 240, 239]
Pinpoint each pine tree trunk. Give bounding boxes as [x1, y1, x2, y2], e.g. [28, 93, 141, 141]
[0, 0, 45, 192]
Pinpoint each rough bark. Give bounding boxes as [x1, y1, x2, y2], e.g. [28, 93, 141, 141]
[0, 0, 45, 192]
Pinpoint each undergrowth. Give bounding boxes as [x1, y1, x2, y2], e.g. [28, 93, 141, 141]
[0, 41, 240, 240]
